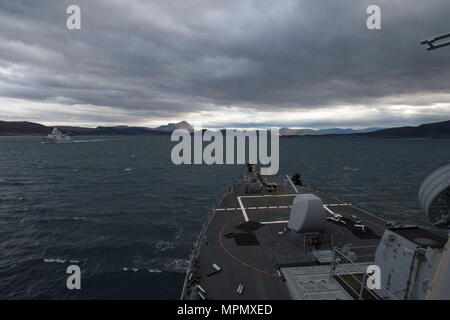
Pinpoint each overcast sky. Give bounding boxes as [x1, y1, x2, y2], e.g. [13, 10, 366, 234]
[0, 0, 449, 129]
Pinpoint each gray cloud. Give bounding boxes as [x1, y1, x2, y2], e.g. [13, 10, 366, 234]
[0, 0, 449, 127]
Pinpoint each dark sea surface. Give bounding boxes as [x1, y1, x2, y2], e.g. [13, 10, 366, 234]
[0, 135, 449, 299]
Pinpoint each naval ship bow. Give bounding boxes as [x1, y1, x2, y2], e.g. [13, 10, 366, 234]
[181, 164, 450, 300]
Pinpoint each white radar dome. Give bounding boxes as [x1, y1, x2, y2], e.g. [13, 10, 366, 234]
[418, 164, 450, 228]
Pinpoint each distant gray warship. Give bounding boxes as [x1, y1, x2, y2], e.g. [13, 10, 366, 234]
[42, 128, 72, 144]
[181, 164, 450, 300]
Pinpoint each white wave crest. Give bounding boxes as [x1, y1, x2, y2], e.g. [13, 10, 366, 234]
[43, 258, 66, 263]
[155, 240, 174, 253]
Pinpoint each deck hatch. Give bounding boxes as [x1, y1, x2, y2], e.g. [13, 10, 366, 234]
[234, 221, 264, 233]
[234, 233, 260, 246]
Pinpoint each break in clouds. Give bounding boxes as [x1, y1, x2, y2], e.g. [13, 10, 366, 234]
[0, 0, 449, 128]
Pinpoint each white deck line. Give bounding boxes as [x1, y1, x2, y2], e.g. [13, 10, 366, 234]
[260, 220, 289, 224]
[218, 204, 347, 214]
[216, 206, 293, 212]
[323, 204, 352, 214]
[323, 205, 336, 215]
[237, 196, 249, 222]
[239, 194, 297, 199]
[285, 174, 299, 194]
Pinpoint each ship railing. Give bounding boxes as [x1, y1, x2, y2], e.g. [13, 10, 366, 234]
[329, 246, 398, 300]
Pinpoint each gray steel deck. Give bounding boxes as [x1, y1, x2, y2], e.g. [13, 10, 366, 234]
[181, 175, 389, 300]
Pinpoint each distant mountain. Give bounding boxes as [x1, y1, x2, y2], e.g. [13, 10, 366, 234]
[353, 120, 450, 138]
[279, 127, 382, 136]
[156, 121, 193, 132]
[85, 126, 157, 135]
[1, 119, 449, 138]
[67, 121, 194, 135]
[0, 120, 194, 136]
[0, 121, 49, 136]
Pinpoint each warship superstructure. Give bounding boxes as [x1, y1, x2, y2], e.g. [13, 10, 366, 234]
[42, 128, 72, 144]
[181, 164, 450, 300]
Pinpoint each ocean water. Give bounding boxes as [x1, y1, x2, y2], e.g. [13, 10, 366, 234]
[0, 135, 449, 299]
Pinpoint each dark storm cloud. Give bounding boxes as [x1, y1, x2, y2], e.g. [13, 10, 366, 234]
[0, 0, 449, 126]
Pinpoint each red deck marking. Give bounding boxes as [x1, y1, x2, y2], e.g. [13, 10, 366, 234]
[218, 206, 385, 278]
[219, 215, 277, 278]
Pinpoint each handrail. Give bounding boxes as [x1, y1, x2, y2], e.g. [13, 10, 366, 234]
[330, 246, 398, 300]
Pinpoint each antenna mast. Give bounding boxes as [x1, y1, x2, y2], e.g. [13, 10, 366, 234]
[420, 32, 450, 51]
